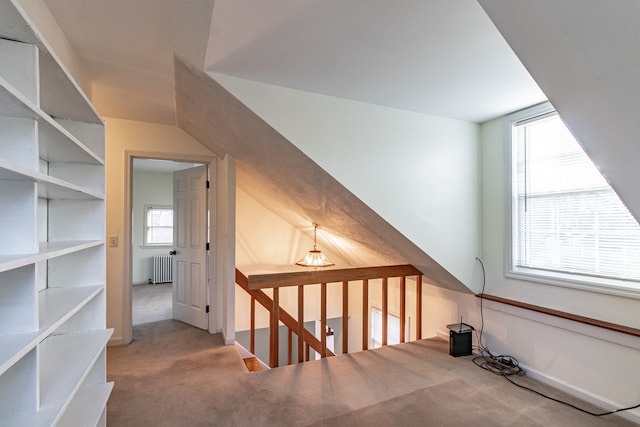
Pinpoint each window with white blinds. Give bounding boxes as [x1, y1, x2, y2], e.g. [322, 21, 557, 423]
[512, 110, 640, 284]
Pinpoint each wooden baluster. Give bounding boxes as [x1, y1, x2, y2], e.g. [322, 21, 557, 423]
[342, 280, 348, 354]
[416, 275, 422, 340]
[382, 277, 388, 346]
[305, 343, 310, 362]
[321, 282, 327, 358]
[271, 288, 280, 368]
[288, 328, 293, 365]
[362, 279, 369, 350]
[298, 285, 304, 363]
[250, 296, 256, 354]
[400, 276, 406, 343]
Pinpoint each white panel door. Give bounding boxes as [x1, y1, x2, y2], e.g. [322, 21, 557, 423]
[172, 165, 208, 329]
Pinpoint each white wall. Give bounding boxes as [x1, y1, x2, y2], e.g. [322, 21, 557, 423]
[477, 116, 640, 422]
[105, 117, 217, 344]
[235, 187, 346, 334]
[226, 76, 483, 356]
[131, 170, 173, 284]
[236, 187, 350, 273]
[213, 74, 482, 292]
[220, 68, 640, 422]
[235, 186, 480, 353]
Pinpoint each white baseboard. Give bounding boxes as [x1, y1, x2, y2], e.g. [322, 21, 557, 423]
[235, 341, 253, 359]
[436, 329, 449, 340]
[521, 363, 640, 424]
[108, 336, 124, 346]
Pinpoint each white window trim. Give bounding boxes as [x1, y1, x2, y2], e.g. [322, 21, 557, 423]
[504, 102, 640, 300]
[142, 204, 173, 248]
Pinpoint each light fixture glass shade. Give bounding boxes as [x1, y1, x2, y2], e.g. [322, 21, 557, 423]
[295, 249, 335, 269]
[295, 223, 334, 269]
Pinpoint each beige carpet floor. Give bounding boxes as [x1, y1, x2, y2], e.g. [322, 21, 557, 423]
[132, 282, 172, 326]
[107, 320, 635, 426]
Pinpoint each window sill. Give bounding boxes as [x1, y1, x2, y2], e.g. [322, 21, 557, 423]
[139, 245, 172, 249]
[507, 267, 640, 300]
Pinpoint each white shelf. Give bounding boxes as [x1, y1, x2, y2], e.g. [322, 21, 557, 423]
[0, 76, 103, 165]
[0, 285, 103, 376]
[38, 118, 103, 165]
[0, 329, 112, 427]
[0, 240, 104, 273]
[1, 1, 109, 425]
[55, 382, 113, 427]
[0, 1, 101, 126]
[0, 0, 38, 45]
[37, 175, 104, 200]
[0, 74, 39, 118]
[39, 52, 103, 125]
[0, 159, 104, 199]
[39, 330, 112, 426]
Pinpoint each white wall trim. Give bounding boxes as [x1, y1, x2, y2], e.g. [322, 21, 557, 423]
[123, 150, 217, 344]
[216, 154, 236, 343]
[108, 336, 124, 346]
[483, 298, 640, 422]
[435, 330, 449, 341]
[483, 299, 640, 351]
[221, 330, 235, 346]
[521, 363, 640, 424]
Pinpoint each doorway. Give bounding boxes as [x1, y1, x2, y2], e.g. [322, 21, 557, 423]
[130, 158, 207, 331]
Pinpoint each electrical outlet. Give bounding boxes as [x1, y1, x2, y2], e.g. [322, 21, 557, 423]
[109, 236, 118, 247]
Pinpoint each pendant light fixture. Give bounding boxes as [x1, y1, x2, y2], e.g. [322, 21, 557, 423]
[295, 223, 334, 269]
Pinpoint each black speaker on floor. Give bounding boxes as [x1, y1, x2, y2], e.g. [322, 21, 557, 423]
[446, 323, 474, 357]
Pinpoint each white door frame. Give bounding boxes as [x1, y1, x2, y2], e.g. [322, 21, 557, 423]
[122, 150, 217, 345]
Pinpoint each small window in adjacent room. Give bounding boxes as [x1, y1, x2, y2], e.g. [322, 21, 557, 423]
[509, 104, 640, 292]
[144, 205, 173, 246]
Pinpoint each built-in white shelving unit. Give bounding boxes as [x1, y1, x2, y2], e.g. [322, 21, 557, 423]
[0, 1, 111, 426]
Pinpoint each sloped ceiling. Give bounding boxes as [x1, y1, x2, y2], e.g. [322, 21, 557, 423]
[479, 0, 640, 224]
[175, 58, 470, 293]
[43, 0, 215, 124]
[41, 0, 558, 293]
[44, 0, 545, 125]
[204, 0, 545, 123]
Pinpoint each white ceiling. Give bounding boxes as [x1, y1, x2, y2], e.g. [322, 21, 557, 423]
[44, 0, 546, 125]
[43, 0, 213, 124]
[133, 159, 199, 173]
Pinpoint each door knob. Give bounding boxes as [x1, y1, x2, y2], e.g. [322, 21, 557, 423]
[169, 250, 177, 255]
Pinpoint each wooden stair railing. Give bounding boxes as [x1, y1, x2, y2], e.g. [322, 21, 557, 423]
[237, 265, 424, 369]
[236, 269, 334, 367]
